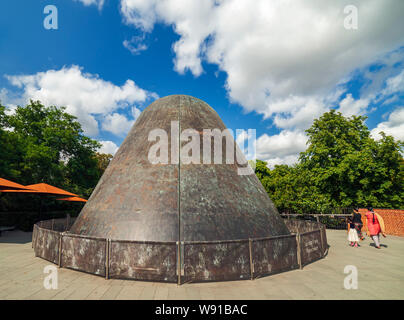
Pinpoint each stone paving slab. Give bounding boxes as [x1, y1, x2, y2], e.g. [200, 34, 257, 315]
[0, 229, 403, 300]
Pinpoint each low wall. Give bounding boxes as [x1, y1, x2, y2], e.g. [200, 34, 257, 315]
[359, 208, 404, 237]
[32, 218, 328, 283]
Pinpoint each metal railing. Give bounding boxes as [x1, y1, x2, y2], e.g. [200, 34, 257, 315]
[281, 213, 353, 230]
[32, 217, 328, 284]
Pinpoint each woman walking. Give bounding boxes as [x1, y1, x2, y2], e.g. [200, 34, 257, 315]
[352, 207, 365, 241]
[364, 207, 386, 249]
[347, 216, 359, 247]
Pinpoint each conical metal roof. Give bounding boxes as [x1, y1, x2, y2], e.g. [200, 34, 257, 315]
[70, 95, 289, 241]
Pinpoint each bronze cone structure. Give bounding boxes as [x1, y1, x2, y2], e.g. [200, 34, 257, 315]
[70, 95, 290, 241]
[32, 95, 325, 283]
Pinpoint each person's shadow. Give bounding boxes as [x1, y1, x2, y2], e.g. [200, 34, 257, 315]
[369, 243, 388, 248]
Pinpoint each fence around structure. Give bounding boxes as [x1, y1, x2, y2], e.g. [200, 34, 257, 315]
[32, 218, 328, 284]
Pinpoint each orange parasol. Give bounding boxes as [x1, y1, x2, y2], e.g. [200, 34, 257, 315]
[0, 183, 78, 197]
[0, 183, 79, 220]
[0, 178, 35, 191]
[56, 196, 87, 202]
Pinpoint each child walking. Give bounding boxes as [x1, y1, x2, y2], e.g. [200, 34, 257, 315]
[347, 217, 359, 247]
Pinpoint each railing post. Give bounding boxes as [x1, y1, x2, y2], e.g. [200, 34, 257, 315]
[296, 233, 302, 269]
[177, 241, 181, 285]
[105, 239, 110, 280]
[32, 225, 35, 248]
[248, 238, 254, 280]
[319, 227, 325, 257]
[33, 225, 38, 257]
[52, 219, 55, 231]
[58, 232, 63, 268]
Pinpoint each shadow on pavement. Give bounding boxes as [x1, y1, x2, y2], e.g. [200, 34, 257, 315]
[369, 242, 388, 248]
[0, 230, 32, 244]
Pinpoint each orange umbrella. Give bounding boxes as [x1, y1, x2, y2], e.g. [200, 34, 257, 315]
[1, 183, 79, 220]
[56, 196, 87, 202]
[0, 178, 34, 191]
[1, 183, 78, 197]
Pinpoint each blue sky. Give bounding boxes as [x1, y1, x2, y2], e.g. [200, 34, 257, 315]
[0, 0, 403, 166]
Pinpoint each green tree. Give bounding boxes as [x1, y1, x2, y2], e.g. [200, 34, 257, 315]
[300, 110, 403, 208]
[255, 160, 331, 213]
[0, 105, 23, 180]
[95, 152, 113, 174]
[255, 110, 404, 212]
[0, 100, 111, 204]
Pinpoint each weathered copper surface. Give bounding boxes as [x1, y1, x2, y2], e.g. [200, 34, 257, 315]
[61, 235, 106, 276]
[284, 219, 318, 233]
[70, 96, 180, 241]
[183, 240, 251, 282]
[252, 235, 298, 277]
[179, 96, 289, 241]
[299, 231, 323, 266]
[70, 95, 289, 241]
[109, 241, 177, 282]
[33, 218, 327, 283]
[33, 95, 327, 283]
[34, 227, 60, 264]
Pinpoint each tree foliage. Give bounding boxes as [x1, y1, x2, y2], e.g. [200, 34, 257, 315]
[0, 100, 113, 211]
[256, 110, 404, 212]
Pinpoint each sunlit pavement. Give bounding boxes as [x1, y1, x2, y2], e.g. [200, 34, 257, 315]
[0, 229, 403, 300]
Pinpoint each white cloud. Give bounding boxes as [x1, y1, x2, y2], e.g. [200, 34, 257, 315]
[270, 96, 328, 130]
[121, 0, 404, 165]
[120, 0, 404, 127]
[74, 0, 104, 10]
[381, 95, 399, 107]
[98, 140, 119, 155]
[256, 130, 308, 168]
[123, 35, 148, 55]
[265, 155, 301, 169]
[382, 70, 404, 97]
[338, 94, 369, 116]
[120, 0, 404, 165]
[120, 0, 217, 76]
[102, 113, 135, 136]
[371, 107, 404, 141]
[131, 106, 141, 119]
[0, 88, 11, 107]
[360, 50, 404, 102]
[5, 65, 155, 137]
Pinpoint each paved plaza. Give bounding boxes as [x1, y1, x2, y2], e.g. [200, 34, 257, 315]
[0, 229, 403, 300]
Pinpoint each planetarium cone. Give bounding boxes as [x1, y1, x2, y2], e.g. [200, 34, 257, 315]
[70, 95, 290, 241]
